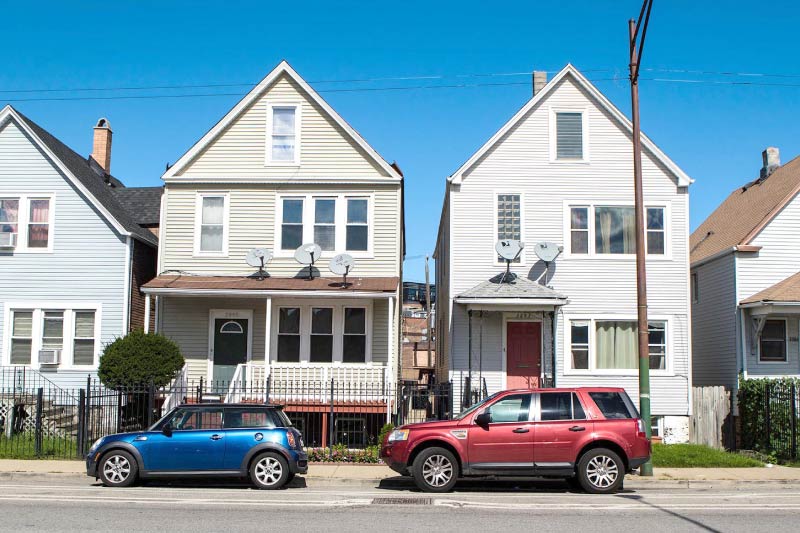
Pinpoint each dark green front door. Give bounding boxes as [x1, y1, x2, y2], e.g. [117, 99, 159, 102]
[213, 318, 248, 384]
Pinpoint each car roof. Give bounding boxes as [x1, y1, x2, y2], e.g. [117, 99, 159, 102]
[176, 403, 284, 409]
[502, 387, 626, 393]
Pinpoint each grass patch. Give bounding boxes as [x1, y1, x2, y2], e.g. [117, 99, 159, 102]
[0, 434, 78, 459]
[652, 443, 763, 468]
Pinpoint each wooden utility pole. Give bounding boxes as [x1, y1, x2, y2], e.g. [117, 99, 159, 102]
[425, 256, 433, 369]
[629, 0, 654, 476]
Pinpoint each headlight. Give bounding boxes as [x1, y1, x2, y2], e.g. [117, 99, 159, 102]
[387, 429, 409, 442]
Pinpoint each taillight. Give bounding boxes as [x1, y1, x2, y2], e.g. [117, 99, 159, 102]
[636, 419, 647, 438]
[287, 431, 296, 448]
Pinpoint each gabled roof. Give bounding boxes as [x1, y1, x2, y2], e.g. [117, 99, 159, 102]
[112, 186, 163, 226]
[740, 271, 800, 305]
[0, 105, 158, 246]
[456, 273, 568, 302]
[448, 64, 693, 188]
[691, 155, 800, 265]
[162, 60, 403, 182]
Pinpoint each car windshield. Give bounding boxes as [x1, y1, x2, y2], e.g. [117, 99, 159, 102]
[455, 392, 502, 420]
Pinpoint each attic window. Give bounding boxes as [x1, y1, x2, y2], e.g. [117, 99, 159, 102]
[556, 112, 584, 160]
[267, 104, 301, 164]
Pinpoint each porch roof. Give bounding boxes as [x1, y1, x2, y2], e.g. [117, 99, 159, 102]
[142, 274, 399, 298]
[741, 271, 800, 307]
[455, 274, 568, 308]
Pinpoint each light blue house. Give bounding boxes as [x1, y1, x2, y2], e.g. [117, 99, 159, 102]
[0, 105, 160, 388]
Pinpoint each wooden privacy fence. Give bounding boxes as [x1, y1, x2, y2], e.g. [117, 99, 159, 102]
[690, 386, 731, 449]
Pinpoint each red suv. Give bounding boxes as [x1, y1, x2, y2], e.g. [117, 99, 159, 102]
[381, 387, 650, 493]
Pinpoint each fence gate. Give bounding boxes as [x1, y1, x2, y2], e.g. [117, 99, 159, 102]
[689, 386, 731, 450]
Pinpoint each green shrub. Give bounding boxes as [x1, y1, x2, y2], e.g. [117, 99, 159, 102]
[98, 330, 184, 389]
[378, 422, 395, 446]
[738, 376, 800, 459]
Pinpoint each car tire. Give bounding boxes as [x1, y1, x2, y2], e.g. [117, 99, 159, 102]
[250, 452, 290, 490]
[412, 447, 459, 493]
[98, 450, 138, 488]
[577, 448, 625, 494]
[286, 472, 296, 484]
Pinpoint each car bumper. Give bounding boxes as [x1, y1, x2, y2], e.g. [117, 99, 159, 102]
[629, 456, 651, 471]
[291, 450, 309, 474]
[380, 443, 410, 476]
[86, 452, 100, 478]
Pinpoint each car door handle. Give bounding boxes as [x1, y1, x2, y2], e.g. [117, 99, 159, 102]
[569, 426, 586, 432]
[512, 428, 530, 434]
[210, 434, 223, 440]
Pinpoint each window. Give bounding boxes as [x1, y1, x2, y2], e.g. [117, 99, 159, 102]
[539, 392, 586, 421]
[343, 308, 367, 363]
[595, 206, 635, 254]
[27, 199, 50, 248]
[314, 199, 336, 251]
[223, 408, 287, 429]
[760, 319, 787, 362]
[281, 198, 304, 250]
[646, 207, 665, 254]
[0, 198, 19, 237]
[219, 320, 244, 334]
[41, 311, 64, 351]
[197, 195, 226, 253]
[691, 272, 699, 303]
[556, 112, 583, 160]
[569, 319, 667, 372]
[346, 199, 369, 251]
[570, 207, 589, 254]
[497, 194, 521, 261]
[73, 311, 96, 366]
[167, 408, 224, 430]
[570, 322, 589, 370]
[310, 308, 333, 363]
[277, 308, 301, 362]
[269, 105, 299, 163]
[335, 417, 367, 448]
[10, 311, 33, 365]
[486, 393, 531, 423]
[588, 392, 639, 419]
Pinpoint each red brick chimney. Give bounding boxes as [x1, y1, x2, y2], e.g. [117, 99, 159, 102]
[92, 118, 112, 173]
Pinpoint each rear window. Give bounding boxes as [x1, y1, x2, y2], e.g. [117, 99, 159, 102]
[223, 408, 291, 429]
[588, 392, 639, 419]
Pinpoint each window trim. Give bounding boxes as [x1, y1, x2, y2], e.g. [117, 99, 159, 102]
[265, 102, 302, 166]
[314, 197, 337, 252]
[275, 193, 374, 258]
[270, 300, 373, 365]
[563, 201, 671, 260]
[549, 107, 590, 163]
[758, 318, 789, 364]
[0, 193, 56, 253]
[193, 192, 230, 257]
[493, 191, 525, 266]
[564, 314, 673, 376]
[310, 306, 335, 363]
[2, 302, 102, 369]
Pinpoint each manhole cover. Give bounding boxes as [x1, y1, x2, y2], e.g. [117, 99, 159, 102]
[371, 498, 433, 505]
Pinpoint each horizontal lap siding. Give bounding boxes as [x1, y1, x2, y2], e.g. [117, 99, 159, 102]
[0, 119, 127, 372]
[691, 254, 738, 388]
[443, 75, 690, 414]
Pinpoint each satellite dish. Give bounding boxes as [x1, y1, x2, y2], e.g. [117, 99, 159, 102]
[294, 243, 322, 280]
[330, 254, 355, 288]
[533, 241, 561, 263]
[245, 248, 272, 280]
[495, 239, 524, 261]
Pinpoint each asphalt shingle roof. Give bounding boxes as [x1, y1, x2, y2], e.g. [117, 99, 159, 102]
[111, 187, 162, 226]
[740, 271, 800, 304]
[13, 108, 158, 246]
[457, 273, 568, 301]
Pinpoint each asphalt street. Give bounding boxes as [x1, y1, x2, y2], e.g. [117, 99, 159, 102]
[0, 476, 798, 532]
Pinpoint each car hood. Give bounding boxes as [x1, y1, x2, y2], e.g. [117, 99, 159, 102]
[98, 431, 148, 443]
[400, 419, 461, 431]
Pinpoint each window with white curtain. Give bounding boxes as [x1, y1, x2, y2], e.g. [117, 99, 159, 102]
[73, 311, 96, 366]
[568, 204, 667, 256]
[197, 195, 227, 253]
[569, 319, 667, 372]
[10, 311, 33, 365]
[595, 207, 636, 254]
[268, 105, 300, 163]
[314, 199, 336, 251]
[41, 311, 64, 351]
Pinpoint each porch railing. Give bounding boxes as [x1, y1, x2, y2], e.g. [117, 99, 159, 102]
[161, 364, 188, 415]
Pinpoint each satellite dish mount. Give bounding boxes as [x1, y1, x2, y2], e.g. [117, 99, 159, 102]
[533, 241, 563, 287]
[294, 243, 322, 281]
[495, 239, 525, 283]
[246, 248, 273, 281]
[330, 254, 355, 288]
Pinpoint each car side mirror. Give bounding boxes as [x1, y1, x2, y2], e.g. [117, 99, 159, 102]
[475, 410, 491, 427]
[162, 423, 173, 437]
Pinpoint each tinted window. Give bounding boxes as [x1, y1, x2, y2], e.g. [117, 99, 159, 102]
[224, 408, 287, 429]
[589, 392, 638, 419]
[167, 408, 223, 430]
[572, 394, 587, 420]
[540, 393, 572, 421]
[487, 394, 531, 423]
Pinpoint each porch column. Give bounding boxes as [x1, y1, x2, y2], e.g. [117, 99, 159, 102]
[264, 297, 272, 379]
[387, 296, 395, 423]
[144, 294, 151, 333]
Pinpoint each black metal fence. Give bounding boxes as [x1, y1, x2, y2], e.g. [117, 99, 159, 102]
[739, 379, 799, 460]
[0, 369, 453, 460]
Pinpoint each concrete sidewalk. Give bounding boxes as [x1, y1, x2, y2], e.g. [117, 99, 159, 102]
[1, 459, 799, 487]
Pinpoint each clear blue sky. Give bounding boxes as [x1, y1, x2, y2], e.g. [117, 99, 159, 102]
[4, 1, 799, 282]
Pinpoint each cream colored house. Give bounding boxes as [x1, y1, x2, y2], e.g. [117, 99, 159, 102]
[144, 62, 403, 443]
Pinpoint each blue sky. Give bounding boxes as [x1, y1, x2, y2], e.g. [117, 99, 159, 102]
[4, 1, 800, 282]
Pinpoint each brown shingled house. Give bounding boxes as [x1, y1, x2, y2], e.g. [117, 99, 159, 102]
[691, 147, 800, 397]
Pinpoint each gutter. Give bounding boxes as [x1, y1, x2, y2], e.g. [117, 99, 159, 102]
[690, 244, 761, 269]
[141, 287, 395, 299]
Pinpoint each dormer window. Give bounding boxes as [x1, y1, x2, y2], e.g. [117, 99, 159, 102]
[267, 104, 301, 164]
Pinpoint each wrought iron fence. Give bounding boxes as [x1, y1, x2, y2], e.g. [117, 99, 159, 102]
[739, 379, 799, 460]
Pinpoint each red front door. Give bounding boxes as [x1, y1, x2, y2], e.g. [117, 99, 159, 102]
[506, 321, 541, 388]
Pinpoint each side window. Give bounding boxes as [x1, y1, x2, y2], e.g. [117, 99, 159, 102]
[588, 392, 638, 419]
[224, 408, 276, 429]
[572, 394, 587, 420]
[171, 408, 224, 430]
[486, 394, 531, 423]
[539, 392, 573, 421]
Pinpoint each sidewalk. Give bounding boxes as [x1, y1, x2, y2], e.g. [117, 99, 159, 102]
[1, 459, 799, 487]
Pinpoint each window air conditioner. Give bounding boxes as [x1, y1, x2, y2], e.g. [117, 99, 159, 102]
[0, 232, 17, 249]
[38, 349, 61, 366]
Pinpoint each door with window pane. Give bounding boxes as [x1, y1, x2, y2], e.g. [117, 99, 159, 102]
[212, 318, 248, 384]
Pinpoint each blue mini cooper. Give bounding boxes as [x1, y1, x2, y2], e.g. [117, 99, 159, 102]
[86, 403, 308, 489]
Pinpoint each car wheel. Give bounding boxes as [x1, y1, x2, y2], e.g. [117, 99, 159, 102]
[286, 472, 296, 483]
[250, 452, 290, 490]
[412, 447, 459, 493]
[577, 448, 624, 494]
[99, 450, 138, 488]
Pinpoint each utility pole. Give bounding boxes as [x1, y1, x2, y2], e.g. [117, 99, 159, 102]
[425, 256, 433, 370]
[629, 0, 654, 477]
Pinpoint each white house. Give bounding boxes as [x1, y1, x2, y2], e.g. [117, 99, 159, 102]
[691, 148, 800, 395]
[434, 65, 693, 442]
[0, 106, 160, 388]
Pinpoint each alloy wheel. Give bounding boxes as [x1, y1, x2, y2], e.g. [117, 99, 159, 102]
[103, 455, 131, 484]
[422, 454, 453, 488]
[585, 454, 619, 489]
[255, 456, 283, 486]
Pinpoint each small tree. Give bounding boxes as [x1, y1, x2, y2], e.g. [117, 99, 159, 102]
[98, 330, 184, 389]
